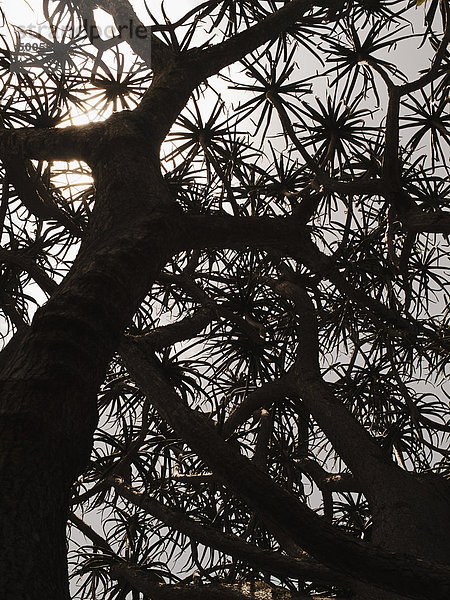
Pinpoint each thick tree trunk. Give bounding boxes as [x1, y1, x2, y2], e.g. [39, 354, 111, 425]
[0, 124, 179, 597]
[371, 473, 450, 559]
[0, 421, 81, 599]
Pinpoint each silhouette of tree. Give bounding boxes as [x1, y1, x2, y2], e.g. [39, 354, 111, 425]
[0, 1, 449, 599]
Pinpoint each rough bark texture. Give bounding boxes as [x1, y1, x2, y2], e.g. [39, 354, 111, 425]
[0, 114, 180, 596]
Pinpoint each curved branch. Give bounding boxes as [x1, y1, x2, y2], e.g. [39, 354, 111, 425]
[110, 568, 333, 600]
[186, 0, 313, 82]
[91, 0, 174, 72]
[399, 1, 450, 95]
[2, 156, 84, 237]
[273, 279, 402, 497]
[126, 306, 213, 350]
[119, 338, 450, 600]
[0, 248, 58, 296]
[111, 478, 341, 585]
[222, 376, 294, 439]
[0, 123, 103, 162]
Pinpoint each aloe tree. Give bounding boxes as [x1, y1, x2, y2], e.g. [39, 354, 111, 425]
[0, 1, 449, 598]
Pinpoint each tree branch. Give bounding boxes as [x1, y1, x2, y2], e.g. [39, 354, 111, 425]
[175, 214, 449, 354]
[91, 0, 174, 72]
[273, 278, 404, 498]
[187, 0, 314, 83]
[119, 338, 450, 600]
[110, 568, 332, 600]
[296, 458, 362, 493]
[133, 1, 320, 143]
[69, 513, 113, 554]
[0, 248, 58, 296]
[179, 213, 303, 253]
[125, 306, 213, 349]
[399, 1, 450, 95]
[402, 209, 450, 234]
[2, 156, 83, 237]
[111, 478, 341, 585]
[222, 376, 294, 439]
[0, 123, 103, 162]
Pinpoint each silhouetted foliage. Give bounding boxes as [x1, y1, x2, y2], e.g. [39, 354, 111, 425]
[0, 1, 449, 599]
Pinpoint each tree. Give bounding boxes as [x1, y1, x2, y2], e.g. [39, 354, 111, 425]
[0, 0, 449, 598]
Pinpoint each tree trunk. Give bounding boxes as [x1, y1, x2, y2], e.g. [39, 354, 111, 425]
[0, 126, 179, 597]
[0, 420, 80, 599]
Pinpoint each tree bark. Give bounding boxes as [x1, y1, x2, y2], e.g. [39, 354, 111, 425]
[119, 339, 450, 600]
[110, 566, 334, 600]
[0, 1, 449, 597]
[0, 118, 179, 597]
